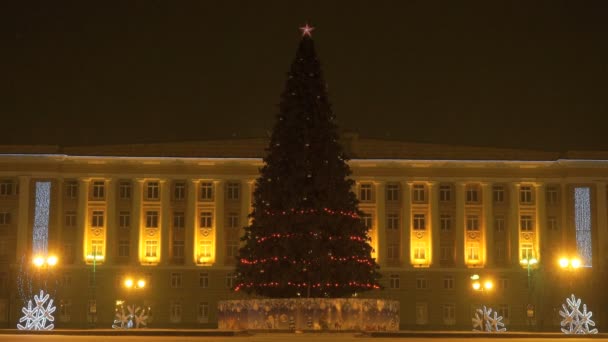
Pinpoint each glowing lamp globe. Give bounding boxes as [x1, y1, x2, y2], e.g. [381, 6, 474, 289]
[137, 279, 146, 288]
[33, 256, 45, 267]
[472, 281, 481, 290]
[124, 278, 134, 288]
[484, 280, 493, 290]
[47, 255, 58, 266]
[571, 258, 581, 269]
[559, 258, 569, 268]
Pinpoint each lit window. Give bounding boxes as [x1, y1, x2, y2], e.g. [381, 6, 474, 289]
[146, 182, 159, 200]
[200, 182, 213, 201]
[466, 215, 479, 231]
[119, 181, 131, 199]
[414, 243, 426, 260]
[199, 212, 213, 228]
[174, 182, 185, 201]
[91, 211, 104, 227]
[386, 184, 399, 201]
[227, 182, 240, 200]
[146, 211, 159, 228]
[360, 183, 372, 201]
[199, 240, 212, 258]
[389, 274, 400, 289]
[413, 184, 426, 202]
[493, 186, 504, 203]
[145, 240, 158, 258]
[520, 243, 534, 260]
[413, 214, 426, 230]
[92, 181, 105, 200]
[467, 243, 480, 261]
[439, 185, 451, 202]
[387, 213, 399, 230]
[520, 185, 533, 204]
[91, 240, 103, 257]
[520, 215, 534, 231]
[440, 214, 451, 232]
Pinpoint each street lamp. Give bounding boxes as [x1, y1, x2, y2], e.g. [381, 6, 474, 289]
[520, 256, 538, 289]
[123, 277, 146, 290]
[559, 257, 581, 270]
[471, 274, 493, 293]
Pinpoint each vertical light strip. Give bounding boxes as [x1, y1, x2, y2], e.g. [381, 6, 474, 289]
[574, 187, 592, 267]
[33, 181, 51, 256]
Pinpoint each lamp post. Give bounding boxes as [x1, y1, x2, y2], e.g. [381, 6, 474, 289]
[32, 254, 58, 292]
[471, 274, 493, 305]
[520, 256, 538, 329]
[558, 256, 581, 291]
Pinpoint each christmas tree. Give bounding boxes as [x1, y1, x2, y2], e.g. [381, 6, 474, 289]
[235, 25, 381, 298]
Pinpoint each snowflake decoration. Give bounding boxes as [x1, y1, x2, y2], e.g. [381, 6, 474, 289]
[472, 306, 506, 332]
[112, 304, 149, 329]
[559, 294, 598, 334]
[17, 290, 56, 330]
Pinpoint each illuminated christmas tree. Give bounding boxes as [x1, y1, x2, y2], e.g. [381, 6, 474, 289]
[235, 25, 381, 298]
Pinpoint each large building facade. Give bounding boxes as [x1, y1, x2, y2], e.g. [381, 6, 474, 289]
[0, 137, 607, 330]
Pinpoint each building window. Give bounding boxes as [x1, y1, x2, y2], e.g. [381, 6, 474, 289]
[119, 181, 131, 199]
[92, 181, 105, 200]
[466, 185, 479, 203]
[440, 214, 451, 232]
[387, 243, 399, 260]
[200, 182, 213, 201]
[227, 213, 239, 228]
[0, 240, 7, 257]
[442, 304, 456, 325]
[172, 240, 184, 259]
[199, 212, 213, 228]
[173, 182, 185, 201]
[439, 184, 452, 202]
[145, 240, 158, 258]
[119, 211, 130, 229]
[521, 243, 534, 260]
[199, 272, 209, 288]
[62, 273, 72, 287]
[91, 240, 103, 257]
[0, 180, 14, 196]
[198, 302, 209, 323]
[494, 216, 505, 232]
[497, 304, 510, 323]
[389, 274, 400, 289]
[413, 214, 426, 230]
[520, 215, 534, 232]
[146, 182, 159, 200]
[91, 211, 104, 227]
[416, 277, 428, 289]
[62, 243, 73, 263]
[387, 213, 399, 230]
[66, 181, 78, 199]
[499, 277, 508, 290]
[226, 273, 236, 289]
[146, 211, 159, 228]
[466, 215, 479, 231]
[359, 183, 372, 201]
[226, 241, 239, 259]
[520, 185, 533, 204]
[386, 184, 399, 201]
[414, 243, 426, 260]
[62, 211, 75, 227]
[415, 303, 428, 325]
[574, 187, 592, 266]
[361, 213, 373, 229]
[443, 276, 454, 289]
[199, 240, 212, 258]
[548, 216, 559, 231]
[173, 212, 185, 229]
[440, 246, 453, 263]
[118, 240, 130, 257]
[170, 301, 182, 323]
[547, 187, 558, 205]
[467, 243, 480, 261]
[171, 273, 182, 288]
[59, 300, 72, 322]
[227, 182, 240, 200]
[413, 184, 426, 202]
[0, 212, 11, 225]
[493, 186, 504, 203]
[495, 245, 506, 262]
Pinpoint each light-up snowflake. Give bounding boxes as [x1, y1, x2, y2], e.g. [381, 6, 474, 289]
[559, 294, 598, 334]
[17, 290, 56, 330]
[472, 306, 506, 332]
[112, 304, 149, 329]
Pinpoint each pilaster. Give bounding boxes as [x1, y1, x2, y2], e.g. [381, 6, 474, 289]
[160, 179, 171, 265]
[16, 176, 30, 261]
[77, 178, 90, 265]
[509, 182, 520, 266]
[214, 180, 225, 266]
[429, 182, 440, 267]
[482, 182, 493, 267]
[375, 181, 386, 266]
[535, 183, 546, 264]
[185, 179, 197, 266]
[106, 178, 116, 264]
[131, 179, 143, 265]
[595, 182, 607, 269]
[401, 181, 411, 269]
[454, 182, 465, 267]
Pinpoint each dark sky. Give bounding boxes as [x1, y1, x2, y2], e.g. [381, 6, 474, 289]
[7, 1, 608, 151]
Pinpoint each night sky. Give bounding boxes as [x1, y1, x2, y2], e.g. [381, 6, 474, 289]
[7, 1, 608, 151]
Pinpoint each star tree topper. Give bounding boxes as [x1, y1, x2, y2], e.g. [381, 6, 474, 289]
[300, 23, 314, 37]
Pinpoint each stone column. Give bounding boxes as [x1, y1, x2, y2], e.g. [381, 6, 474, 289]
[16, 176, 31, 261]
[131, 179, 144, 265]
[76, 178, 90, 265]
[214, 180, 225, 266]
[482, 183, 493, 267]
[454, 182, 465, 267]
[160, 179, 171, 265]
[595, 182, 607, 269]
[401, 181, 411, 268]
[52, 178, 64, 258]
[509, 183, 520, 266]
[428, 182, 440, 267]
[106, 178, 116, 264]
[185, 179, 197, 266]
[375, 181, 386, 266]
[240, 180, 255, 244]
[535, 183, 546, 263]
